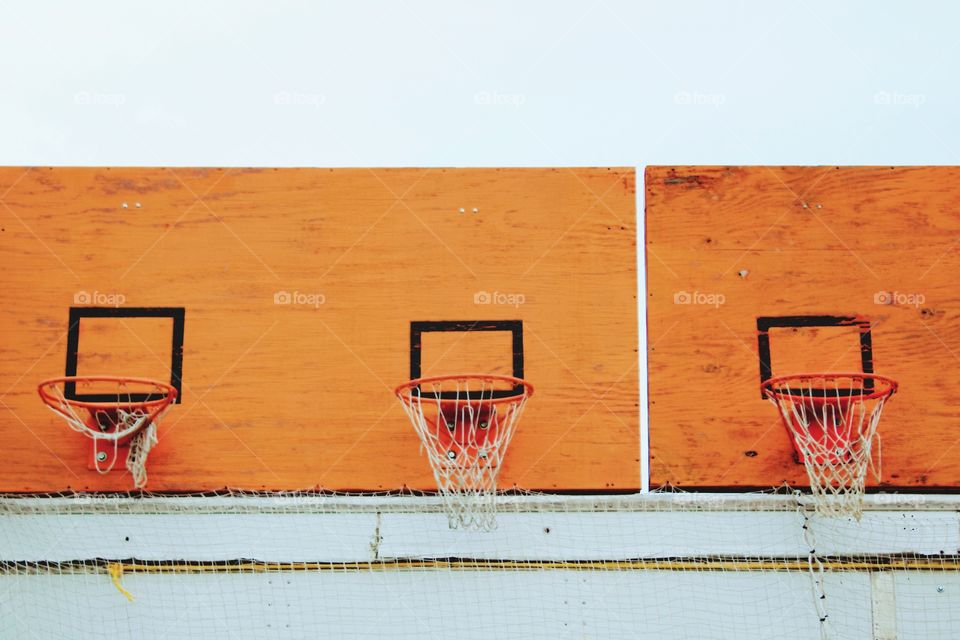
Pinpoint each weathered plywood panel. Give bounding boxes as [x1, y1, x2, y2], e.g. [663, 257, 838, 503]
[0, 167, 638, 492]
[647, 166, 960, 489]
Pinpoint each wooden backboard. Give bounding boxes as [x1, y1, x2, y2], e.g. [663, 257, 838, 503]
[0, 167, 639, 492]
[646, 166, 960, 490]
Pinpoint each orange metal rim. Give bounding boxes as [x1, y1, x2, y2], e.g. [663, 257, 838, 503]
[760, 372, 898, 402]
[395, 374, 534, 406]
[37, 375, 179, 411]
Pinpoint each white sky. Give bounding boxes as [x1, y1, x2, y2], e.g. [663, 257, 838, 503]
[2, 1, 955, 490]
[1, 1, 954, 168]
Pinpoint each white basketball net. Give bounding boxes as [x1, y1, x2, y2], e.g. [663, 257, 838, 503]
[40, 381, 172, 489]
[397, 377, 531, 530]
[763, 375, 895, 519]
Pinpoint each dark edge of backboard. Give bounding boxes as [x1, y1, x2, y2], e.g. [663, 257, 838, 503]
[409, 320, 524, 400]
[647, 484, 960, 494]
[756, 315, 874, 399]
[64, 307, 185, 403]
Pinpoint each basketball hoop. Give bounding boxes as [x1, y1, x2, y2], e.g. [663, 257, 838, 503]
[395, 374, 534, 530]
[761, 373, 897, 518]
[38, 376, 178, 488]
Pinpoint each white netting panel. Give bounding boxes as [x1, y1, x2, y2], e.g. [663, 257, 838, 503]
[763, 375, 895, 519]
[397, 376, 531, 530]
[2, 489, 960, 639]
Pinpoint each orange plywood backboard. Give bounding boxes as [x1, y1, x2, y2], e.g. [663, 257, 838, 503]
[646, 166, 960, 490]
[0, 167, 639, 492]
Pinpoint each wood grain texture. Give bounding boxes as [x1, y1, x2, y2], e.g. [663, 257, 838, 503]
[646, 166, 960, 489]
[0, 167, 639, 492]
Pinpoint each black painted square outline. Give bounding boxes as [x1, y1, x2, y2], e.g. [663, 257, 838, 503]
[409, 320, 524, 399]
[65, 307, 185, 403]
[756, 315, 874, 399]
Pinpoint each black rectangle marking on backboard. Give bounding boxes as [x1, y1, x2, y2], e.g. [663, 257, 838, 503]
[756, 315, 873, 398]
[409, 320, 524, 399]
[64, 307, 185, 403]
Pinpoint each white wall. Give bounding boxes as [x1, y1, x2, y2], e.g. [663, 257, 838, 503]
[2, 494, 960, 638]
